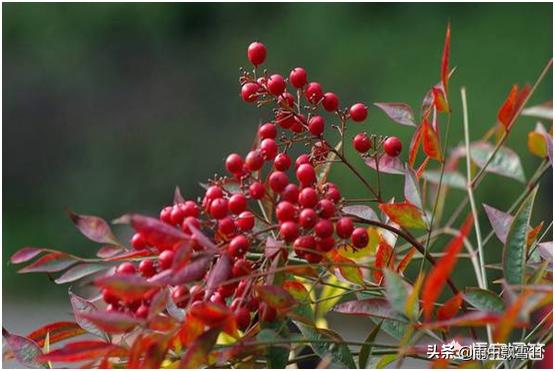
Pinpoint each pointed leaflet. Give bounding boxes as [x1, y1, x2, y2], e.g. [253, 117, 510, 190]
[432, 84, 450, 113]
[383, 268, 409, 316]
[374, 102, 416, 127]
[189, 301, 237, 336]
[330, 250, 364, 286]
[493, 291, 531, 343]
[205, 253, 231, 298]
[405, 273, 423, 321]
[79, 311, 143, 334]
[365, 154, 405, 175]
[256, 329, 290, 368]
[27, 322, 86, 348]
[69, 291, 106, 339]
[342, 205, 379, 222]
[374, 239, 394, 282]
[396, 247, 416, 274]
[503, 186, 538, 285]
[437, 292, 463, 321]
[379, 201, 427, 230]
[119, 214, 189, 250]
[358, 321, 382, 369]
[180, 328, 220, 368]
[404, 168, 423, 210]
[409, 123, 423, 167]
[55, 263, 106, 284]
[422, 118, 442, 161]
[96, 245, 123, 258]
[38, 340, 126, 363]
[422, 170, 467, 190]
[174, 186, 185, 204]
[2, 328, 47, 368]
[420, 311, 502, 330]
[483, 204, 512, 243]
[18, 252, 77, 274]
[470, 141, 525, 182]
[422, 214, 473, 320]
[255, 285, 297, 309]
[528, 131, 548, 158]
[66, 210, 120, 245]
[464, 288, 505, 313]
[441, 23, 451, 93]
[167, 253, 212, 286]
[497, 84, 531, 130]
[10, 247, 43, 264]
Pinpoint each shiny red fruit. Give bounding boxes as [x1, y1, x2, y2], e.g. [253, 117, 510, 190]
[299, 208, 318, 229]
[308, 115, 325, 136]
[228, 193, 248, 215]
[349, 103, 368, 122]
[315, 219, 334, 238]
[258, 123, 277, 139]
[298, 187, 318, 208]
[322, 92, 339, 111]
[236, 211, 255, 231]
[225, 153, 244, 174]
[335, 217, 354, 239]
[296, 164, 316, 186]
[351, 227, 369, 248]
[158, 250, 174, 270]
[353, 132, 371, 153]
[241, 82, 259, 102]
[249, 181, 266, 199]
[269, 171, 289, 193]
[274, 153, 291, 171]
[247, 41, 266, 66]
[305, 82, 323, 104]
[289, 67, 307, 88]
[209, 198, 229, 219]
[383, 136, 402, 157]
[131, 233, 147, 250]
[235, 307, 251, 330]
[267, 74, 286, 96]
[276, 201, 296, 222]
[281, 183, 300, 203]
[232, 259, 253, 277]
[116, 262, 136, 275]
[279, 221, 299, 242]
[172, 286, 190, 308]
[260, 138, 278, 160]
[139, 259, 156, 278]
[245, 150, 264, 171]
[229, 235, 250, 257]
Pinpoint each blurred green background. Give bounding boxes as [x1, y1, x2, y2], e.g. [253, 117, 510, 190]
[2, 3, 552, 329]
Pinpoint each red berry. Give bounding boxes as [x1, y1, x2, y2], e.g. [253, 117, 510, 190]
[229, 235, 250, 257]
[235, 307, 251, 330]
[324, 185, 341, 203]
[236, 280, 248, 297]
[210, 292, 226, 306]
[258, 123, 277, 139]
[218, 216, 236, 236]
[290, 114, 306, 133]
[247, 41, 266, 66]
[315, 219, 334, 238]
[190, 285, 205, 302]
[316, 236, 335, 252]
[267, 74, 286, 96]
[384, 136, 402, 157]
[116, 262, 136, 275]
[305, 82, 323, 104]
[281, 183, 300, 203]
[135, 304, 149, 318]
[206, 186, 224, 200]
[295, 154, 311, 169]
[218, 283, 237, 298]
[139, 259, 156, 278]
[182, 201, 200, 218]
[349, 103, 368, 122]
[308, 115, 325, 136]
[353, 132, 371, 153]
[172, 286, 190, 308]
[275, 111, 295, 129]
[296, 164, 316, 186]
[260, 138, 278, 160]
[322, 92, 339, 111]
[236, 211, 255, 231]
[131, 233, 147, 250]
[294, 235, 316, 256]
[106, 303, 120, 312]
[259, 302, 277, 322]
[158, 250, 174, 270]
[170, 205, 186, 225]
[249, 181, 266, 199]
[160, 206, 173, 224]
[245, 150, 264, 171]
[305, 251, 323, 263]
[210, 198, 229, 219]
[225, 153, 244, 174]
[278, 92, 295, 108]
[181, 216, 200, 234]
[102, 288, 119, 305]
[232, 259, 253, 277]
[299, 208, 318, 229]
[274, 153, 291, 171]
[335, 217, 354, 239]
[228, 193, 248, 215]
[276, 201, 296, 222]
[312, 140, 329, 161]
[298, 187, 318, 208]
[241, 82, 259, 103]
[351, 227, 369, 249]
[289, 67, 307, 88]
[317, 199, 336, 218]
[269, 171, 289, 193]
[279, 221, 299, 242]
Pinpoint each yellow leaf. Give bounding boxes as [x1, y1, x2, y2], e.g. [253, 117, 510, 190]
[528, 131, 548, 157]
[316, 275, 350, 319]
[337, 227, 379, 260]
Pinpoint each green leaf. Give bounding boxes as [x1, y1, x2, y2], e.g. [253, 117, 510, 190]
[503, 186, 538, 285]
[383, 268, 409, 317]
[375, 354, 397, 368]
[358, 321, 382, 369]
[55, 264, 107, 284]
[470, 142, 525, 183]
[404, 168, 423, 210]
[256, 329, 289, 368]
[69, 291, 107, 340]
[2, 328, 48, 368]
[464, 288, 506, 313]
[422, 170, 467, 190]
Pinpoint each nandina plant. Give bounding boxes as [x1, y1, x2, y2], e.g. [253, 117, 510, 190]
[4, 25, 553, 369]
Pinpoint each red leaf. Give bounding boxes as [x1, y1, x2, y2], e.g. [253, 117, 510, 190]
[67, 210, 120, 245]
[95, 273, 157, 301]
[494, 291, 532, 343]
[55, 263, 106, 284]
[437, 292, 463, 322]
[123, 214, 189, 250]
[69, 291, 106, 339]
[128, 334, 169, 369]
[105, 249, 153, 262]
[396, 247, 416, 273]
[147, 288, 168, 320]
[374, 102, 416, 127]
[498, 84, 531, 130]
[441, 23, 451, 93]
[180, 329, 220, 368]
[189, 301, 237, 336]
[432, 84, 450, 113]
[330, 250, 365, 286]
[96, 245, 123, 259]
[409, 124, 423, 168]
[79, 311, 143, 334]
[39, 340, 126, 363]
[2, 327, 46, 368]
[205, 253, 232, 298]
[165, 253, 212, 286]
[184, 218, 217, 251]
[379, 201, 427, 230]
[422, 214, 473, 320]
[374, 239, 394, 282]
[178, 312, 206, 346]
[422, 118, 442, 161]
[332, 298, 401, 322]
[27, 321, 86, 348]
[419, 311, 502, 330]
[255, 285, 297, 309]
[10, 247, 43, 264]
[18, 252, 76, 273]
[174, 186, 185, 205]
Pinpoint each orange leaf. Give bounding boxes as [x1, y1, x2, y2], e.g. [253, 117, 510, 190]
[374, 239, 394, 283]
[433, 84, 450, 113]
[255, 285, 297, 309]
[422, 118, 442, 161]
[178, 312, 205, 347]
[26, 321, 86, 348]
[330, 250, 364, 286]
[441, 23, 451, 93]
[396, 247, 416, 274]
[39, 340, 126, 363]
[379, 201, 427, 230]
[409, 124, 423, 168]
[493, 291, 531, 343]
[422, 214, 473, 320]
[437, 292, 463, 321]
[498, 84, 531, 130]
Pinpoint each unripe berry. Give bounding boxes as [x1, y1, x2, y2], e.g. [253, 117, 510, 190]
[276, 201, 296, 222]
[308, 115, 325, 136]
[236, 211, 255, 231]
[299, 208, 318, 229]
[322, 92, 339, 111]
[317, 199, 336, 219]
[229, 235, 250, 257]
[295, 154, 311, 169]
[269, 171, 289, 193]
[172, 286, 190, 308]
[296, 163, 316, 186]
[267, 74, 286, 96]
[335, 217, 354, 239]
[305, 82, 323, 104]
[116, 262, 136, 275]
[249, 181, 266, 199]
[298, 187, 318, 208]
[279, 221, 299, 242]
[260, 138, 278, 160]
[384, 136, 402, 157]
[247, 41, 266, 66]
[258, 123, 277, 139]
[351, 227, 369, 249]
[353, 132, 371, 153]
[131, 233, 147, 250]
[158, 250, 174, 270]
[232, 258, 253, 277]
[315, 219, 334, 238]
[349, 103, 368, 122]
[274, 153, 291, 171]
[245, 150, 264, 171]
[225, 153, 244, 174]
[241, 82, 259, 103]
[289, 67, 307, 88]
[210, 198, 229, 219]
[228, 193, 248, 215]
[235, 307, 251, 330]
[139, 258, 156, 278]
[160, 206, 173, 224]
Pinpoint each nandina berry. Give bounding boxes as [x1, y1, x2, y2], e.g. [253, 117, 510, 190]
[316, 236, 335, 252]
[384, 136, 402, 157]
[308, 115, 325, 136]
[228, 193, 248, 215]
[299, 208, 318, 229]
[305, 251, 323, 263]
[205, 185, 224, 200]
[139, 258, 156, 278]
[295, 154, 311, 169]
[289, 67, 307, 88]
[296, 163, 316, 186]
[210, 198, 229, 219]
[267, 74, 286, 96]
[279, 221, 299, 242]
[324, 184, 341, 203]
[235, 307, 251, 330]
[315, 219, 334, 238]
[181, 216, 200, 234]
[170, 205, 186, 225]
[158, 249, 174, 270]
[259, 302, 277, 322]
[245, 150, 264, 171]
[298, 187, 318, 208]
[276, 201, 296, 222]
[275, 111, 295, 129]
[241, 82, 259, 103]
[260, 138, 278, 160]
[160, 206, 173, 224]
[116, 262, 136, 275]
[106, 303, 120, 312]
[249, 181, 265, 199]
[349, 103, 368, 122]
[190, 284, 205, 302]
[236, 211, 255, 231]
[353, 132, 371, 153]
[232, 258, 253, 277]
[322, 92, 339, 111]
[317, 199, 336, 218]
[281, 183, 300, 203]
[135, 304, 149, 318]
[131, 233, 147, 250]
[305, 82, 323, 104]
[258, 122, 277, 139]
[312, 140, 329, 161]
[182, 200, 200, 218]
[218, 216, 236, 236]
[225, 153, 244, 174]
[229, 235, 250, 257]
[274, 153, 291, 171]
[172, 286, 190, 308]
[351, 227, 369, 249]
[218, 282, 237, 298]
[294, 235, 316, 256]
[236, 280, 248, 297]
[269, 171, 289, 193]
[335, 217, 354, 239]
[102, 288, 119, 305]
[290, 114, 306, 133]
[278, 92, 295, 108]
[210, 292, 226, 306]
[247, 41, 266, 66]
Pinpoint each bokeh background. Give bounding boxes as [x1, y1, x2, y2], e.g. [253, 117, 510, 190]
[2, 1, 552, 344]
